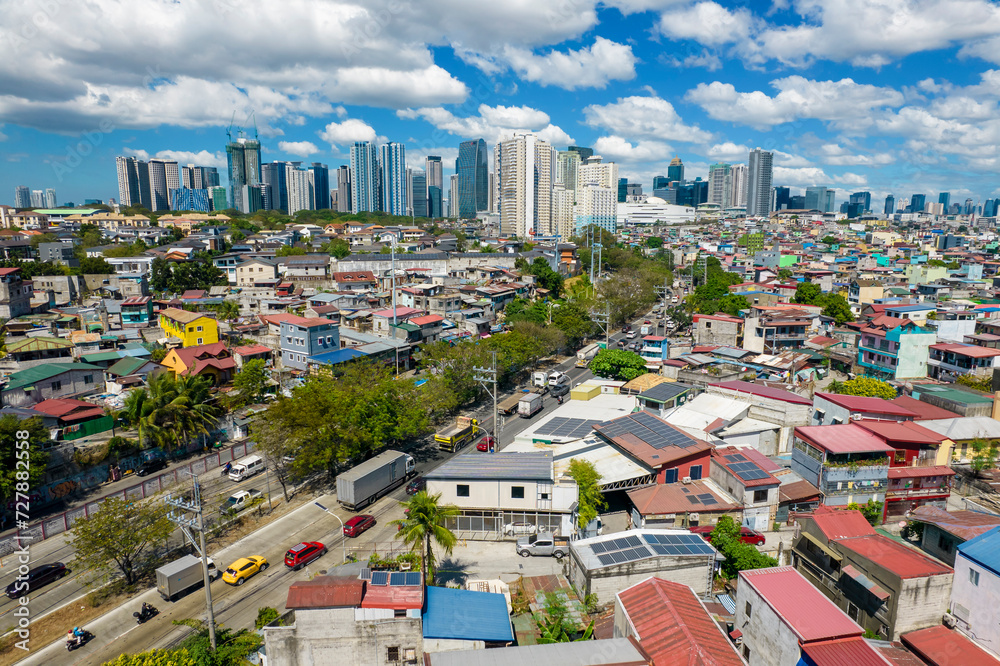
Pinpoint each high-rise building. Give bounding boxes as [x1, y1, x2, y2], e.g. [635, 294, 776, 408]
[286, 164, 315, 215]
[457, 138, 488, 219]
[425, 155, 443, 218]
[448, 174, 459, 218]
[226, 134, 262, 214]
[804, 187, 829, 211]
[262, 161, 288, 212]
[567, 145, 594, 161]
[556, 151, 582, 196]
[411, 169, 427, 218]
[617, 178, 628, 203]
[652, 175, 670, 191]
[498, 132, 553, 237]
[44, 188, 56, 208]
[241, 184, 264, 214]
[14, 186, 30, 208]
[578, 156, 618, 191]
[626, 183, 643, 199]
[574, 182, 616, 234]
[676, 179, 708, 207]
[729, 164, 748, 208]
[667, 156, 684, 183]
[350, 142, 378, 213]
[938, 192, 951, 211]
[708, 163, 732, 208]
[551, 185, 575, 238]
[147, 158, 179, 211]
[30, 190, 44, 208]
[747, 149, 773, 217]
[824, 190, 836, 214]
[849, 191, 871, 214]
[335, 166, 352, 213]
[378, 143, 407, 216]
[209, 186, 228, 212]
[789, 195, 806, 209]
[170, 187, 210, 212]
[910, 194, 926, 214]
[884, 195, 895, 216]
[964, 198, 974, 215]
[773, 186, 790, 211]
[310, 163, 330, 209]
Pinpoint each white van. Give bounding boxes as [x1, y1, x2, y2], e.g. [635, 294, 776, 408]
[229, 454, 265, 481]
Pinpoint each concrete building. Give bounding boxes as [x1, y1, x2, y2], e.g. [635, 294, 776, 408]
[706, 381, 813, 454]
[950, 526, 1000, 657]
[235, 257, 278, 287]
[810, 392, 919, 426]
[857, 318, 936, 381]
[280, 315, 339, 371]
[693, 313, 743, 348]
[791, 424, 894, 507]
[927, 342, 1000, 381]
[909, 506, 1000, 567]
[1, 362, 104, 407]
[158, 308, 219, 347]
[498, 132, 553, 237]
[709, 446, 780, 532]
[0, 267, 33, 319]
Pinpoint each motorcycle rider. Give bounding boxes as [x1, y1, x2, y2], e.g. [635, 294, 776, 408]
[71, 626, 86, 646]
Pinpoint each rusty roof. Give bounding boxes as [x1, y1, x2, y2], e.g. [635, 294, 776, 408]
[626, 480, 740, 516]
[810, 506, 876, 540]
[901, 625, 1000, 665]
[801, 637, 894, 666]
[908, 506, 1000, 541]
[778, 479, 821, 504]
[285, 577, 364, 609]
[617, 577, 743, 666]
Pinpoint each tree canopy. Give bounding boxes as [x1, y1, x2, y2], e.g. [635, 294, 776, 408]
[391, 491, 459, 585]
[0, 415, 48, 504]
[568, 459, 606, 529]
[791, 281, 855, 325]
[827, 376, 897, 399]
[589, 349, 648, 382]
[710, 516, 778, 579]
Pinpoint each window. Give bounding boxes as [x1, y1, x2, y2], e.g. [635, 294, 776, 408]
[753, 489, 768, 503]
[51, 381, 62, 391]
[540, 492, 550, 500]
[705, 322, 711, 329]
[970, 569, 980, 586]
[386, 647, 400, 662]
[742, 645, 751, 660]
[663, 468, 679, 484]
[847, 601, 860, 622]
[393, 609, 406, 618]
[744, 601, 752, 619]
[894, 450, 906, 463]
[689, 465, 703, 480]
[511, 486, 525, 499]
[83, 375, 93, 384]
[197, 338, 203, 345]
[457, 485, 470, 497]
[197, 326, 203, 332]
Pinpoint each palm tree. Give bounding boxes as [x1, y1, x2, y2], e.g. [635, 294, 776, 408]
[123, 373, 220, 451]
[391, 491, 459, 586]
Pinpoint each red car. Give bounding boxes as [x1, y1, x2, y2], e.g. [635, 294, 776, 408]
[689, 525, 766, 546]
[343, 514, 376, 538]
[477, 435, 496, 452]
[284, 541, 326, 570]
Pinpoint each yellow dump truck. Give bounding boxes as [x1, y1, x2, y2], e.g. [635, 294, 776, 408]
[435, 416, 479, 452]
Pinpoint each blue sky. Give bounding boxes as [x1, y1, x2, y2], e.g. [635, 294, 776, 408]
[4, 0, 1000, 209]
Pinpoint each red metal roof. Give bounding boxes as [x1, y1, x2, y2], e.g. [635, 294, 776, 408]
[814, 393, 918, 417]
[854, 420, 944, 445]
[409, 314, 444, 326]
[801, 637, 894, 666]
[901, 625, 1000, 665]
[360, 584, 424, 610]
[232, 344, 271, 356]
[795, 424, 898, 455]
[739, 566, 862, 643]
[810, 505, 876, 540]
[710, 381, 812, 405]
[835, 535, 953, 579]
[889, 395, 960, 420]
[626, 481, 739, 516]
[887, 466, 955, 479]
[285, 577, 364, 609]
[32, 398, 105, 423]
[617, 577, 744, 666]
[279, 315, 336, 328]
[0, 267, 20, 276]
[121, 296, 151, 305]
[930, 342, 1000, 358]
[909, 506, 1000, 541]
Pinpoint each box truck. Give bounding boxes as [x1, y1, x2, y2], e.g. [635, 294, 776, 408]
[336, 450, 416, 510]
[518, 392, 544, 418]
[156, 554, 218, 601]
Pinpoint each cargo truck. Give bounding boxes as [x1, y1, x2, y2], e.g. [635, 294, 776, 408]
[518, 392, 543, 418]
[435, 416, 479, 452]
[576, 343, 600, 367]
[336, 450, 416, 510]
[640, 325, 651, 336]
[498, 392, 525, 415]
[156, 554, 218, 601]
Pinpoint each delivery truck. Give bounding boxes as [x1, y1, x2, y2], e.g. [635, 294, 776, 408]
[156, 554, 218, 601]
[518, 392, 543, 418]
[435, 416, 479, 452]
[336, 450, 416, 510]
[640, 324, 651, 336]
[533, 370, 568, 390]
[576, 343, 600, 367]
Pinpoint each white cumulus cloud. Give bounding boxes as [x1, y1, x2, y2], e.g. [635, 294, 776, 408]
[278, 141, 320, 157]
[583, 95, 712, 143]
[593, 136, 672, 163]
[318, 118, 379, 149]
[501, 38, 636, 89]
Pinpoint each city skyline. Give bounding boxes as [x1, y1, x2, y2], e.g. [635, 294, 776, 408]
[4, 2, 1000, 208]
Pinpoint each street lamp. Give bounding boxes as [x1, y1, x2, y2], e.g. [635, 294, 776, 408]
[313, 501, 346, 564]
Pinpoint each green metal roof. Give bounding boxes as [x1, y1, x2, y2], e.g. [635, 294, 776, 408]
[106, 356, 149, 377]
[3, 363, 103, 391]
[5, 336, 74, 353]
[81, 351, 124, 363]
[29, 208, 103, 216]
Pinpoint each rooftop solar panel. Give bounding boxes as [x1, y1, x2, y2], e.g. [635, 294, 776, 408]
[696, 493, 716, 503]
[686, 495, 700, 504]
[623, 535, 642, 548]
[405, 572, 422, 586]
[724, 453, 747, 462]
[613, 537, 632, 550]
[389, 572, 406, 586]
[371, 571, 389, 586]
[591, 541, 610, 554]
[597, 553, 616, 566]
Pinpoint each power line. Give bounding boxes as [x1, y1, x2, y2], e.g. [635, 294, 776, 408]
[473, 351, 499, 439]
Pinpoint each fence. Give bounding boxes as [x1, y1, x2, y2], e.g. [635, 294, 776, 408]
[0, 441, 256, 557]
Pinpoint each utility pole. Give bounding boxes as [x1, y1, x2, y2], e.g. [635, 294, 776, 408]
[473, 351, 499, 442]
[165, 473, 216, 650]
[591, 306, 611, 349]
[390, 237, 399, 376]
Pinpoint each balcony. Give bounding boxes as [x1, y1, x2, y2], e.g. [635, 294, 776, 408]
[885, 486, 950, 499]
[822, 464, 889, 483]
[769, 332, 808, 340]
[859, 342, 897, 357]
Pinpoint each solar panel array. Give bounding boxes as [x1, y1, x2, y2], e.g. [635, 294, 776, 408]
[724, 453, 747, 463]
[590, 534, 654, 567]
[642, 532, 716, 556]
[728, 461, 771, 482]
[368, 570, 422, 586]
[594, 411, 699, 450]
[535, 417, 599, 439]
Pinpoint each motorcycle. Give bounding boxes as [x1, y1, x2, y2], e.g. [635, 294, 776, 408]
[220, 462, 232, 477]
[66, 629, 93, 651]
[134, 603, 159, 624]
[556, 395, 564, 405]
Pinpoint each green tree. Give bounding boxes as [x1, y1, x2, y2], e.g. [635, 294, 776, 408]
[255, 607, 281, 629]
[970, 439, 999, 475]
[828, 376, 896, 399]
[102, 649, 196, 666]
[173, 618, 263, 665]
[551, 303, 595, 348]
[122, 373, 220, 451]
[276, 245, 307, 257]
[815, 293, 855, 324]
[568, 459, 607, 530]
[792, 282, 821, 304]
[710, 516, 778, 579]
[229, 359, 269, 408]
[150, 257, 172, 292]
[822, 235, 838, 245]
[645, 236, 663, 249]
[78, 256, 116, 274]
[0, 415, 49, 504]
[70, 496, 173, 586]
[846, 499, 884, 525]
[716, 294, 750, 317]
[535, 592, 595, 643]
[391, 491, 459, 585]
[957, 374, 993, 392]
[210, 300, 239, 322]
[323, 238, 351, 258]
[589, 349, 647, 381]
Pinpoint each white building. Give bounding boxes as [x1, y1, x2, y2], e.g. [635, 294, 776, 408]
[616, 197, 696, 227]
[556, 150, 580, 195]
[747, 149, 773, 218]
[950, 525, 1000, 657]
[551, 184, 575, 239]
[285, 165, 315, 216]
[498, 131, 553, 238]
[730, 163, 748, 208]
[708, 163, 732, 208]
[44, 188, 57, 208]
[574, 183, 617, 233]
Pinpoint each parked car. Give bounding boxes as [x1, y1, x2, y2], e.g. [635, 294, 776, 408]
[503, 522, 537, 536]
[4, 562, 67, 599]
[221, 556, 268, 586]
[284, 542, 326, 570]
[343, 514, 376, 538]
[688, 525, 766, 546]
[137, 459, 167, 477]
[405, 477, 426, 495]
[477, 435, 497, 452]
[621, 325, 631, 333]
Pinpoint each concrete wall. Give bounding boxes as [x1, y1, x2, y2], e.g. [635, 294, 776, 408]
[735, 579, 802, 666]
[708, 386, 812, 454]
[919, 524, 962, 567]
[951, 550, 1000, 657]
[893, 573, 953, 640]
[427, 478, 570, 512]
[569, 551, 714, 604]
[694, 319, 741, 347]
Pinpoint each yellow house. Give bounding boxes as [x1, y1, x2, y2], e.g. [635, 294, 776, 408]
[159, 307, 219, 347]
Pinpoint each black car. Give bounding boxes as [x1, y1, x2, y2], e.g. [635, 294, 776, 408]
[406, 477, 426, 495]
[550, 382, 570, 398]
[136, 459, 167, 477]
[5, 562, 67, 598]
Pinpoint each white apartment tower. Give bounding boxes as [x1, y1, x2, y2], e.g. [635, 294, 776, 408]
[708, 163, 732, 208]
[551, 185, 575, 238]
[729, 163, 748, 208]
[285, 164, 315, 215]
[498, 132, 555, 238]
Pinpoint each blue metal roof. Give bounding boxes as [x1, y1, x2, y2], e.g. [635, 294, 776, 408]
[422, 586, 513, 642]
[958, 525, 1000, 576]
[307, 348, 367, 366]
[885, 304, 935, 313]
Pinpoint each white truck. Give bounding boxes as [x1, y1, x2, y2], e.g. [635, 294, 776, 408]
[533, 370, 568, 390]
[336, 450, 416, 510]
[575, 343, 600, 368]
[518, 392, 544, 418]
[640, 324, 652, 336]
[219, 489, 263, 516]
[156, 554, 218, 601]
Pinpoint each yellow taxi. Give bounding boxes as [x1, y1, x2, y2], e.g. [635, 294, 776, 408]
[222, 556, 268, 585]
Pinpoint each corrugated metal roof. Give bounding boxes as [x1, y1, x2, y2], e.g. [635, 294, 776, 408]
[709, 381, 812, 405]
[838, 535, 953, 579]
[425, 452, 553, 481]
[6, 336, 74, 353]
[801, 637, 894, 665]
[815, 392, 917, 417]
[810, 506, 876, 540]
[422, 586, 514, 642]
[617, 577, 743, 665]
[638, 382, 695, 404]
[854, 420, 944, 445]
[910, 506, 1000, 542]
[285, 577, 364, 609]
[916, 417, 1000, 441]
[739, 566, 862, 643]
[957, 525, 1000, 575]
[423, 639, 650, 666]
[3, 362, 103, 391]
[901, 625, 1000, 665]
[794, 424, 897, 455]
[887, 466, 954, 479]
